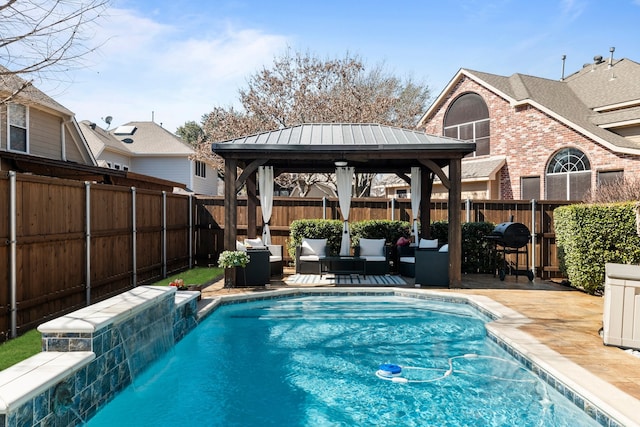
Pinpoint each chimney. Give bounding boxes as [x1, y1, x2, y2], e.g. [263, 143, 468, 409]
[608, 47, 615, 68]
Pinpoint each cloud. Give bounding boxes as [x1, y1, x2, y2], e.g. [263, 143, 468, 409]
[53, 7, 289, 131]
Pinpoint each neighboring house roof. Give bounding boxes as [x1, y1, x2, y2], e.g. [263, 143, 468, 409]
[0, 65, 73, 116]
[110, 121, 193, 156]
[419, 58, 640, 154]
[381, 156, 506, 186]
[79, 120, 133, 158]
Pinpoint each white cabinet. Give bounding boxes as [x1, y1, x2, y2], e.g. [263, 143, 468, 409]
[603, 263, 640, 350]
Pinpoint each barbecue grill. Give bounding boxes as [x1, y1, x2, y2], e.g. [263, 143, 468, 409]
[485, 222, 534, 281]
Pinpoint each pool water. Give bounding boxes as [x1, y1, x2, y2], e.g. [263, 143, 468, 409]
[87, 295, 599, 426]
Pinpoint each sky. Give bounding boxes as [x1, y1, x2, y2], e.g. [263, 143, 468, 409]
[41, 0, 640, 134]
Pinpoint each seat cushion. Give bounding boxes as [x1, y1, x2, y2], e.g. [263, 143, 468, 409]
[299, 254, 321, 262]
[399, 256, 415, 264]
[301, 238, 327, 256]
[269, 255, 282, 262]
[359, 238, 385, 256]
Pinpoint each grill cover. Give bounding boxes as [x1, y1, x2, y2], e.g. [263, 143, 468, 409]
[489, 222, 531, 248]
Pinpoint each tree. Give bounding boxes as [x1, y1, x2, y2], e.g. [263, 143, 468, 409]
[198, 50, 431, 196]
[176, 120, 206, 146]
[1, 0, 109, 104]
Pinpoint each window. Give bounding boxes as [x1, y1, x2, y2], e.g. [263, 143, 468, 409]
[8, 104, 27, 152]
[545, 148, 591, 200]
[195, 160, 206, 178]
[598, 170, 623, 186]
[395, 189, 408, 198]
[123, 165, 129, 172]
[443, 93, 490, 156]
[521, 176, 540, 200]
[114, 164, 121, 170]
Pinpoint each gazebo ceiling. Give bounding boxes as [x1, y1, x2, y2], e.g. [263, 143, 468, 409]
[211, 123, 475, 173]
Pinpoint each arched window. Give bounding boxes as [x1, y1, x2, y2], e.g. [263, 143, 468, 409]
[443, 93, 490, 156]
[545, 148, 591, 200]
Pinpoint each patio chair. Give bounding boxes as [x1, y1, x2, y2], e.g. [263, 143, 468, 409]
[243, 238, 283, 278]
[398, 238, 448, 286]
[295, 238, 328, 274]
[234, 243, 270, 287]
[353, 238, 391, 275]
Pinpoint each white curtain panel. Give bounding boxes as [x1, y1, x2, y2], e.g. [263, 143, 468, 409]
[337, 166, 354, 255]
[258, 166, 274, 245]
[411, 167, 421, 241]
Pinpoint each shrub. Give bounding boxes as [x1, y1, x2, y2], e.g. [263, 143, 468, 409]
[350, 219, 411, 246]
[554, 202, 640, 294]
[288, 219, 343, 259]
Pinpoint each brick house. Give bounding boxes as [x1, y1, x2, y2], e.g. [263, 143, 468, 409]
[417, 54, 640, 201]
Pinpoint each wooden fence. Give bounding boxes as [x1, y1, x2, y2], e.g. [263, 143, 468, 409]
[0, 172, 192, 342]
[194, 196, 569, 279]
[1, 169, 569, 343]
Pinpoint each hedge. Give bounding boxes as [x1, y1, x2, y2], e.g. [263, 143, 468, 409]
[554, 202, 640, 294]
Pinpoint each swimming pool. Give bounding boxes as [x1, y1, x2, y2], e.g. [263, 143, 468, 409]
[87, 295, 599, 426]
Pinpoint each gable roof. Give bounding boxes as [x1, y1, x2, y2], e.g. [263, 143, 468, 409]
[109, 121, 194, 156]
[0, 65, 73, 116]
[79, 120, 133, 158]
[419, 59, 640, 155]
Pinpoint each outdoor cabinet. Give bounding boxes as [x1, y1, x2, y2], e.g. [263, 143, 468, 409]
[603, 263, 640, 350]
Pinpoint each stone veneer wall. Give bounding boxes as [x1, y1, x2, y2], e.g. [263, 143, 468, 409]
[0, 287, 199, 427]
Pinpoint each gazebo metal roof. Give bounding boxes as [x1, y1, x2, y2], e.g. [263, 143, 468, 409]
[211, 123, 476, 287]
[212, 123, 474, 173]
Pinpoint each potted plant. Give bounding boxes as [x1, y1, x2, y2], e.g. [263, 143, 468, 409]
[217, 250, 250, 288]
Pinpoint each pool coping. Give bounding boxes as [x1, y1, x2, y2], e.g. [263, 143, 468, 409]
[197, 287, 640, 427]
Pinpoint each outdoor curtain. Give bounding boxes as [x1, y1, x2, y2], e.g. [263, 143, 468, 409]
[337, 166, 354, 256]
[411, 167, 421, 242]
[258, 166, 274, 245]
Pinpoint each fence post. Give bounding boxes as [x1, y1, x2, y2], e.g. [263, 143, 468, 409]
[9, 171, 17, 338]
[132, 187, 137, 287]
[391, 198, 396, 220]
[322, 197, 327, 219]
[85, 182, 91, 305]
[531, 199, 537, 278]
[189, 194, 193, 269]
[162, 191, 167, 278]
[465, 199, 472, 223]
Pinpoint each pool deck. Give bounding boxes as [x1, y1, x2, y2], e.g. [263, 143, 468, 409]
[200, 270, 640, 409]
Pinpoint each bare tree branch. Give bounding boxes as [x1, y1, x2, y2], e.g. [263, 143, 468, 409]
[1, 0, 109, 103]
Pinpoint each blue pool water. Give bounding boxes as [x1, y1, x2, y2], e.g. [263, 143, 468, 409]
[87, 295, 599, 426]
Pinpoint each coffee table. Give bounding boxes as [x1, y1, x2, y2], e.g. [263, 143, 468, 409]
[320, 256, 366, 278]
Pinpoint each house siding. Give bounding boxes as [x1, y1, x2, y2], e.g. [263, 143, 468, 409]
[190, 162, 217, 196]
[423, 76, 640, 200]
[28, 108, 62, 159]
[102, 151, 132, 170]
[133, 157, 192, 188]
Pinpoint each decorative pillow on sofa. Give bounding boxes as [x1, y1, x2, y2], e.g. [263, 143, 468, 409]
[439, 244, 449, 253]
[359, 238, 385, 256]
[236, 241, 247, 251]
[301, 238, 327, 256]
[244, 238, 265, 248]
[419, 238, 438, 249]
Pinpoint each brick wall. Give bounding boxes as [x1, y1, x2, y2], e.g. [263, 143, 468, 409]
[423, 76, 640, 199]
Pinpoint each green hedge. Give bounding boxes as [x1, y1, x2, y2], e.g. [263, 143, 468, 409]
[426, 221, 496, 274]
[288, 219, 343, 259]
[554, 202, 640, 294]
[350, 219, 411, 246]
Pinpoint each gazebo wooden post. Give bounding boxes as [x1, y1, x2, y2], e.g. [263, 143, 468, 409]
[419, 166, 433, 238]
[224, 158, 238, 251]
[246, 170, 258, 239]
[448, 158, 462, 287]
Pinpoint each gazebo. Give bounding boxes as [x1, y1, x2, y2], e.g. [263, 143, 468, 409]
[211, 123, 475, 287]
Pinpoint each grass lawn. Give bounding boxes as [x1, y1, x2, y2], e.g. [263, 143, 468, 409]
[0, 266, 223, 371]
[152, 266, 224, 286]
[0, 329, 42, 371]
